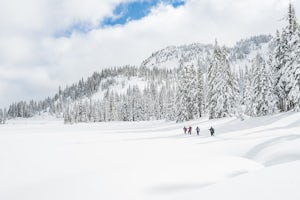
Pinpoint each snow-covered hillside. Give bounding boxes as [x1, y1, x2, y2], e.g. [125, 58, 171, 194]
[1, 112, 300, 200]
[141, 43, 213, 70]
[91, 75, 148, 101]
[141, 35, 272, 72]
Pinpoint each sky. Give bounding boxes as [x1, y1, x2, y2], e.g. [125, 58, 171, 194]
[0, 0, 300, 108]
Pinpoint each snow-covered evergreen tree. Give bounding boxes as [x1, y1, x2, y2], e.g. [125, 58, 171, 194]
[273, 1, 299, 112]
[251, 54, 277, 116]
[176, 63, 197, 122]
[207, 41, 238, 119]
[158, 85, 167, 119]
[243, 66, 255, 116]
[288, 1, 298, 35]
[286, 28, 300, 111]
[3, 108, 6, 124]
[272, 30, 286, 111]
[133, 86, 145, 121]
[196, 60, 205, 117]
[165, 86, 177, 121]
[149, 82, 159, 120]
[0, 109, 3, 124]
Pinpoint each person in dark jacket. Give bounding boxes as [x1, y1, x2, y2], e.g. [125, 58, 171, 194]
[188, 126, 192, 135]
[183, 126, 187, 134]
[209, 126, 215, 136]
[196, 126, 200, 135]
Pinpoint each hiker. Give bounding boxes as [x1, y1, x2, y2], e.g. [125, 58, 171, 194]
[183, 126, 187, 134]
[196, 126, 200, 135]
[209, 126, 215, 136]
[188, 126, 192, 135]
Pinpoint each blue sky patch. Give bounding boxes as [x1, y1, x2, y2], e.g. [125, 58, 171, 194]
[102, 0, 185, 27]
[56, 0, 185, 37]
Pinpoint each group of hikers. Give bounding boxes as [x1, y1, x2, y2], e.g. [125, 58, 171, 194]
[183, 126, 215, 136]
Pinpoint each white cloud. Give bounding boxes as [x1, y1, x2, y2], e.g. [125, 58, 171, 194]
[0, 0, 299, 107]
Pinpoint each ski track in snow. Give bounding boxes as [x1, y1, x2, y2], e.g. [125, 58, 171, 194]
[0, 112, 300, 200]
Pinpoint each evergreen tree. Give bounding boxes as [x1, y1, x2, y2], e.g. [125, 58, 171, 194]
[132, 86, 145, 121]
[176, 63, 197, 122]
[243, 66, 255, 116]
[273, 1, 299, 111]
[207, 41, 238, 119]
[3, 108, 6, 124]
[288, 1, 298, 35]
[165, 86, 176, 121]
[272, 30, 287, 111]
[251, 54, 277, 116]
[196, 60, 205, 117]
[0, 109, 3, 124]
[286, 28, 300, 111]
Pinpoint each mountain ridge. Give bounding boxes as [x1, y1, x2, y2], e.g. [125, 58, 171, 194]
[140, 34, 272, 72]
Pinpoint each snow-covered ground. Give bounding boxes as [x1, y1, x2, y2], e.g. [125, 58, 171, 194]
[1, 112, 300, 200]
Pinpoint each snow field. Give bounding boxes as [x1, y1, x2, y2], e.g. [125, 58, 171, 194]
[0, 111, 300, 200]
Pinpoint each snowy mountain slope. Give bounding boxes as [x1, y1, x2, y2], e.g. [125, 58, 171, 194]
[69, 35, 273, 110]
[1, 111, 300, 200]
[87, 35, 273, 105]
[91, 75, 149, 101]
[141, 43, 213, 70]
[141, 35, 273, 72]
[231, 37, 272, 73]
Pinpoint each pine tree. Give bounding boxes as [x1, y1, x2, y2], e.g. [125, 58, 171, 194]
[176, 63, 197, 122]
[150, 82, 159, 120]
[3, 108, 6, 124]
[274, 1, 299, 111]
[165, 86, 176, 121]
[272, 30, 286, 111]
[207, 41, 238, 119]
[63, 105, 71, 124]
[132, 86, 145, 121]
[108, 91, 117, 121]
[286, 28, 300, 111]
[0, 109, 3, 124]
[251, 54, 277, 116]
[158, 85, 167, 119]
[243, 66, 255, 116]
[142, 87, 151, 121]
[196, 60, 205, 117]
[288, 1, 298, 35]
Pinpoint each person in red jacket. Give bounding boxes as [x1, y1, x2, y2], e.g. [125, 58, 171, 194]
[188, 126, 192, 135]
[183, 126, 187, 134]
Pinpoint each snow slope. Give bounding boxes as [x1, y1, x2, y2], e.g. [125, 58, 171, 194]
[141, 44, 213, 69]
[91, 75, 148, 101]
[141, 35, 272, 72]
[0, 112, 300, 200]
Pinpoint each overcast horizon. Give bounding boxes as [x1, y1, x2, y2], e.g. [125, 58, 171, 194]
[1, 0, 300, 108]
